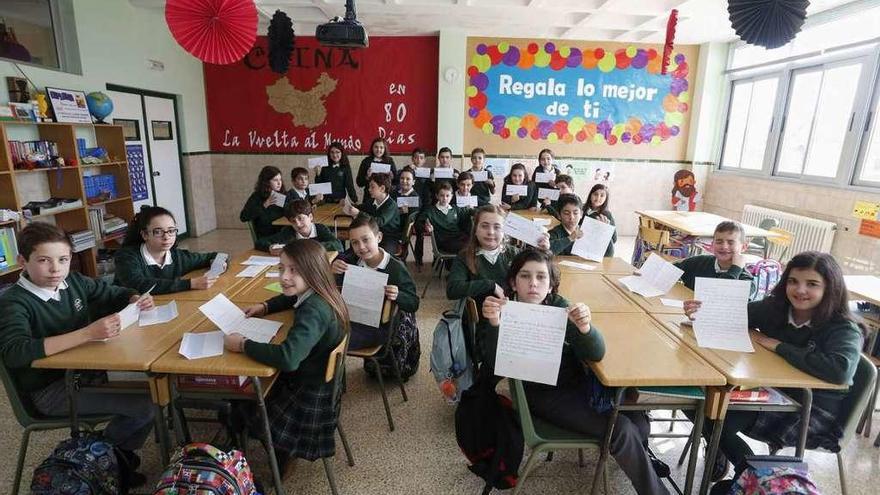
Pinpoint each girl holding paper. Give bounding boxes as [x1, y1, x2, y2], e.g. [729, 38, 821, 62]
[239, 165, 287, 240]
[501, 163, 538, 211]
[465, 147, 495, 206]
[114, 206, 222, 295]
[530, 148, 562, 186]
[316, 142, 358, 203]
[479, 249, 668, 495]
[415, 182, 472, 256]
[226, 239, 348, 474]
[345, 173, 401, 253]
[682, 252, 862, 488]
[584, 184, 617, 257]
[356, 137, 397, 200]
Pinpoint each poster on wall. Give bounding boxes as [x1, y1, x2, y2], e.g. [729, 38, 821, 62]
[126, 144, 149, 201]
[204, 36, 438, 154]
[463, 38, 699, 161]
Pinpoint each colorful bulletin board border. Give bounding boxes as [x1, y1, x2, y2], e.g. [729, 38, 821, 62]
[462, 38, 699, 161]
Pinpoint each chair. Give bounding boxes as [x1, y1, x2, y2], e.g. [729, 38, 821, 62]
[395, 218, 414, 260]
[746, 218, 779, 258]
[634, 226, 681, 267]
[0, 363, 113, 495]
[765, 227, 794, 263]
[246, 221, 258, 246]
[321, 334, 354, 495]
[421, 230, 458, 298]
[508, 379, 608, 495]
[333, 214, 353, 247]
[346, 301, 408, 431]
[464, 297, 480, 369]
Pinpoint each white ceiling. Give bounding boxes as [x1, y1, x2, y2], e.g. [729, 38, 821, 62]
[132, 0, 858, 44]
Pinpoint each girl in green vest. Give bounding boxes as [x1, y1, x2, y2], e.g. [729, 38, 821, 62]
[240, 165, 286, 241]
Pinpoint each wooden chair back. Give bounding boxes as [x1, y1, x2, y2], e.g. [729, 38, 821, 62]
[639, 226, 670, 251]
[325, 334, 350, 384]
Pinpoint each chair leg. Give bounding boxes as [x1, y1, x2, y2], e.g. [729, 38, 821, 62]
[371, 358, 395, 431]
[337, 421, 355, 467]
[603, 462, 609, 495]
[837, 452, 848, 495]
[875, 428, 880, 448]
[578, 448, 585, 468]
[12, 428, 32, 495]
[513, 450, 544, 495]
[323, 457, 340, 495]
[669, 410, 677, 432]
[387, 347, 408, 402]
[545, 451, 554, 462]
[678, 435, 692, 466]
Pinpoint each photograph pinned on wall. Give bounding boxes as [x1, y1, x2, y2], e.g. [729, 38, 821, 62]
[591, 163, 615, 183]
[483, 158, 509, 178]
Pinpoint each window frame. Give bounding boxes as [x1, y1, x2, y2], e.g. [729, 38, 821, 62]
[717, 74, 783, 175]
[852, 49, 880, 187]
[0, 0, 81, 75]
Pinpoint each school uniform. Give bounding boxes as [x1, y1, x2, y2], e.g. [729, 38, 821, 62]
[415, 203, 472, 255]
[240, 191, 285, 239]
[586, 208, 618, 257]
[0, 272, 155, 451]
[674, 254, 757, 300]
[334, 249, 419, 350]
[530, 165, 562, 185]
[479, 293, 668, 495]
[356, 157, 397, 200]
[465, 167, 495, 206]
[254, 224, 343, 253]
[285, 187, 310, 203]
[501, 182, 537, 210]
[548, 224, 577, 256]
[446, 245, 519, 305]
[393, 187, 422, 261]
[357, 194, 401, 253]
[114, 243, 217, 295]
[244, 289, 343, 460]
[427, 168, 459, 204]
[316, 162, 358, 203]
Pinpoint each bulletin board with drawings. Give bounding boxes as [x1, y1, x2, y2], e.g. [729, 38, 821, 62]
[126, 144, 149, 201]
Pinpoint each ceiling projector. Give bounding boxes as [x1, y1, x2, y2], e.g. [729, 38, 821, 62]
[316, 0, 368, 48]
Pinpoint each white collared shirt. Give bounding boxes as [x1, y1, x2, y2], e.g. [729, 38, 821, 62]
[586, 208, 597, 216]
[295, 224, 318, 240]
[292, 188, 308, 198]
[436, 203, 452, 215]
[141, 243, 173, 268]
[17, 273, 68, 302]
[373, 195, 390, 210]
[294, 289, 314, 308]
[788, 309, 811, 329]
[478, 246, 503, 265]
[358, 248, 392, 270]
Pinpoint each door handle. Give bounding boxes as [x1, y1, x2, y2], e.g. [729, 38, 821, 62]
[152, 171, 161, 177]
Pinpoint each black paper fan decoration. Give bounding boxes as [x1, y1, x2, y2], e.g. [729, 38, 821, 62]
[728, 0, 810, 49]
[268, 9, 295, 74]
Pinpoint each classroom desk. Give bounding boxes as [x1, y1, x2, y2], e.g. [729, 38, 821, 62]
[508, 208, 560, 228]
[153, 250, 272, 302]
[557, 272, 644, 313]
[273, 202, 348, 227]
[555, 255, 635, 275]
[845, 275, 880, 306]
[605, 274, 693, 315]
[635, 210, 780, 239]
[150, 307, 292, 495]
[651, 313, 846, 495]
[230, 250, 338, 304]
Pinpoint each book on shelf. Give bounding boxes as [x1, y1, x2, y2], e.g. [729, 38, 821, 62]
[177, 375, 251, 389]
[0, 227, 19, 270]
[68, 229, 96, 253]
[8, 139, 60, 168]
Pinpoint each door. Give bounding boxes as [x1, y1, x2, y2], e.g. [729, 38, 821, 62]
[106, 90, 154, 211]
[143, 95, 188, 235]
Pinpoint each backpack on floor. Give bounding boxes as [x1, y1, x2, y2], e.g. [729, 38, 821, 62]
[430, 299, 474, 403]
[365, 310, 421, 381]
[746, 259, 782, 301]
[726, 455, 821, 495]
[153, 443, 257, 495]
[30, 433, 122, 495]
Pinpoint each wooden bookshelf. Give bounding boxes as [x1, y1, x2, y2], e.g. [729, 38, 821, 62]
[0, 121, 135, 278]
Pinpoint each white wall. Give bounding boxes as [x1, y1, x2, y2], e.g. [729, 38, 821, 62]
[686, 42, 730, 163]
[437, 29, 467, 154]
[0, 0, 208, 152]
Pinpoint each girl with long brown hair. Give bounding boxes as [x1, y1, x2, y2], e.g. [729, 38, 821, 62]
[239, 165, 287, 241]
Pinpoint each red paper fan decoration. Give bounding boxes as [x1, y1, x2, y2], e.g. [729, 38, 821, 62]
[165, 0, 258, 65]
[661, 9, 678, 75]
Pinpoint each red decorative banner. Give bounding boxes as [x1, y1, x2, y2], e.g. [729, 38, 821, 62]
[205, 36, 438, 153]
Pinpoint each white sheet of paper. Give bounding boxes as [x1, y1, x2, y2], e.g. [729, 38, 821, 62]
[456, 195, 478, 208]
[309, 182, 333, 195]
[484, 158, 509, 176]
[179, 331, 224, 360]
[236, 265, 264, 278]
[433, 167, 454, 179]
[618, 254, 683, 298]
[397, 196, 420, 208]
[233, 317, 282, 344]
[558, 260, 596, 271]
[206, 253, 228, 278]
[532, 217, 551, 227]
[308, 156, 328, 169]
[370, 162, 391, 174]
[198, 294, 282, 343]
[660, 298, 684, 308]
[269, 191, 286, 208]
[535, 172, 556, 183]
[341, 265, 389, 328]
[415, 167, 431, 178]
[571, 216, 615, 262]
[471, 170, 488, 182]
[503, 213, 546, 248]
[693, 278, 754, 352]
[139, 300, 179, 326]
[494, 301, 569, 386]
[265, 271, 280, 278]
[119, 303, 140, 330]
[538, 188, 560, 201]
[505, 184, 528, 196]
[241, 255, 280, 266]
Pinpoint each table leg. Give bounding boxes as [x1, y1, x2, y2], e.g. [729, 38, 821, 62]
[65, 370, 79, 435]
[796, 388, 813, 458]
[154, 402, 171, 466]
[254, 378, 285, 495]
[591, 388, 626, 495]
[684, 398, 706, 495]
[699, 387, 730, 495]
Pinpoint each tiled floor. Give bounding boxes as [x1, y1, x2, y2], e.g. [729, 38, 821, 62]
[0, 229, 876, 494]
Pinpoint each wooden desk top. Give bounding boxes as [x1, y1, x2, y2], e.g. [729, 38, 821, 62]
[557, 272, 644, 313]
[510, 209, 560, 228]
[555, 255, 636, 275]
[154, 250, 270, 302]
[635, 210, 779, 238]
[845, 275, 880, 306]
[33, 300, 205, 371]
[151, 306, 292, 377]
[606, 274, 693, 315]
[651, 313, 846, 390]
[587, 313, 726, 387]
[231, 275, 284, 304]
[273, 203, 347, 226]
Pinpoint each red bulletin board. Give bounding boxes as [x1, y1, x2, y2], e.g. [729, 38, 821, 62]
[204, 36, 438, 154]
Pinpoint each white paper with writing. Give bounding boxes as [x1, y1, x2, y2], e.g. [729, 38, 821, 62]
[660, 298, 684, 308]
[119, 303, 140, 330]
[471, 170, 489, 182]
[484, 158, 509, 176]
[206, 253, 228, 278]
[456, 195, 478, 208]
[618, 253, 683, 298]
[505, 184, 528, 197]
[179, 331, 224, 360]
[309, 182, 333, 195]
[341, 265, 389, 328]
[503, 213, 547, 248]
[139, 300, 178, 326]
[241, 255, 280, 266]
[397, 196, 420, 208]
[415, 167, 432, 178]
[535, 172, 556, 184]
[538, 188, 560, 200]
[693, 278, 754, 352]
[198, 294, 282, 344]
[558, 260, 596, 271]
[308, 156, 328, 169]
[269, 191, 286, 208]
[570, 216, 615, 262]
[370, 162, 391, 174]
[532, 217, 551, 227]
[494, 301, 569, 386]
[236, 265, 264, 278]
[433, 167, 454, 179]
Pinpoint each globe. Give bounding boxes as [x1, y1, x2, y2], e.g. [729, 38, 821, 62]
[85, 91, 113, 124]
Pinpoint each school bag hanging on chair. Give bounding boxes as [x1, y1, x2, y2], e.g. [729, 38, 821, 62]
[30, 432, 125, 495]
[746, 259, 782, 300]
[153, 443, 257, 495]
[365, 310, 421, 381]
[720, 455, 822, 495]
[430, 298, 474, 403]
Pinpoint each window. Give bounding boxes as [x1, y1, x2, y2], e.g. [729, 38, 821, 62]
[856, 93, 880, 185]
[720, 77, 778, 170]
[0, 0, 79, 73]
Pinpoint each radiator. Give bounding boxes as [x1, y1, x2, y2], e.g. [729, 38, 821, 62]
[741, 204, 836, 260]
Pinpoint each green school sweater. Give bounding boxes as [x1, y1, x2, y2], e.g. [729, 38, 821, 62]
[114, 245, 217, 295]
[240, 192, 285, 239]
[393, 187, 421, 235]
[585, 209, 618, 257]
[674, 254, 757, 300]
[530, 165, 563, 185]
[478, 293, 605, 389]
[501, 182, 537, 210]
[548, 224, 576, 256]
[316, 163, 358, 202]
[748, 297, 863, 414]
[254, 224, 343, 253]
[465, 167, 496, 206]
[415, 205, 472, 243]
[358, 196, 401, 243]
[356, 157, 397, 199]
[334, 250, 420, 314]
[0, 273, 136, 393]
[446, 246, 520, 304]
[244, 293, 343, 384]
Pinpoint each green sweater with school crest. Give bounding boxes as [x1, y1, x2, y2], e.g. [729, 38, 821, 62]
[334, 250, 420, 313]
[254, 224, 342, 253]
[316, 163, 358, 203]
[548, 224, 576, 256]
[415, 205, 473, 242]
[358, 196, 401, 243]
[240, 192, 285, 239]
[674, 254, 757, 300]
[501, 183, 537, 210]
[114, 245, 217, 295]
[0, 273, 136, 393]
[466, 168, 496, 205]
[446, 245, 520, 305]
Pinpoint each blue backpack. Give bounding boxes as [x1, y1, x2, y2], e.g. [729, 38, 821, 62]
[30, 433, 122, 495]
[430, 299, 474, 403]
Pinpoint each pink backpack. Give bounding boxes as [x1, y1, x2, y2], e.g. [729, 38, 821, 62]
[746, 259, 782, 300]
[153, 443, 258, 495]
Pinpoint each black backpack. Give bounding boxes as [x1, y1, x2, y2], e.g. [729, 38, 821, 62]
[30, 432, 126, 495]
[455, 376, 523, 494]
[365, 310, 421, 381]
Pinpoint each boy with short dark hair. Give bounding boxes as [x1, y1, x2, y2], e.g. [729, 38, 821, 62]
[256, 199, 343, 254]
[548, 194, 584, 255]
[286, 166, 311, 202]
[674, 221, 757, 299]
[543, 174, 576, 219]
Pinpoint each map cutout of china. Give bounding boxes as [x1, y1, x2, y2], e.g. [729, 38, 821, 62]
[267, 73, 338, 128]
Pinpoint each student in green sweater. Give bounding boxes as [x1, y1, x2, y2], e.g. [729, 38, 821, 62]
[542, 173, 576, 218]
[683, 252, 862, 489]
[465, 147, 496, 206]
[530, 148, 563, 186]
[226, 239, 347, 472]
[501, 162, 538, 211]
[316, 141, 358, 203]
[285, 166, 311, 204]
[344, 172, 401, 253]
[240, 165, 286, 240]
[479, 249, 667, 495]
[407, 148, 430, 206]
[416, 182, 472, 255]
[255, 200, 343, 255]
[584, 184, 617, 257]
[330, 216, 419, 350]
[356, 137, 397, 200]
[114, 206, 222, 295]
[395, 167, 423, 265]
[673, 221, 757, 300]
[453, 171, 478, 209]
[548, 194, 585, 256]
[429, 147, 460, 199]
[0, 223, 156, 486]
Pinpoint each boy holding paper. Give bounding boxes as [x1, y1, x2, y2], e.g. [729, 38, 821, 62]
[345, 173, 402, 253]
[255, 200, 343, 255]
[415, 182, 473, 255]
[541, 174, 575, 218]
[286, 167, 312, 203]
[430, 147, 460, 198]
[673, 221, 757, 300]
[0, 223, 156, 487]
[548, 194, 585, 256]
[464, 148, 496, 206]
[479, 249, 668, 495]
[453, 171, 478, 209]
